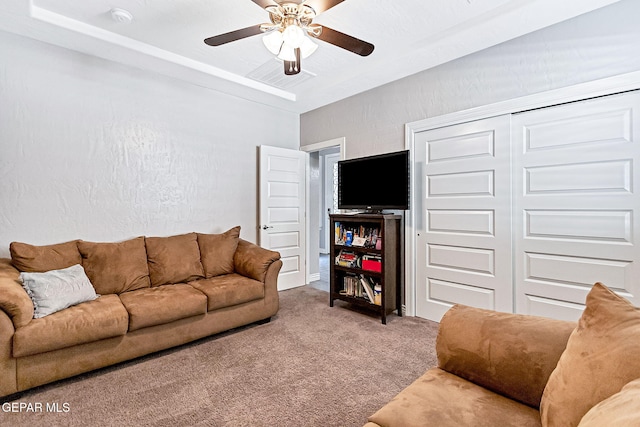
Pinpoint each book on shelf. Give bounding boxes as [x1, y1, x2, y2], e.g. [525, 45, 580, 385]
[362, 254, 382, 272]
[334, 221, 381, 249]
[335, 250, 360, 268]
[359, 275, 377, 305]
[340, 275, 362, 298]
[352, 236, 367, 247]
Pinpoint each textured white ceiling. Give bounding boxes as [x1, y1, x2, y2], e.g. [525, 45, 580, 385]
[0, 0, 622, 113]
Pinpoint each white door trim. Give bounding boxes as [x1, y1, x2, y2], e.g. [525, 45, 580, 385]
[321, 152, 342, 253]
[301, 137, 347, 159]
[407, 71, 640, 134]
[405, 70, 640, 318]
[300, 137, 346, 284]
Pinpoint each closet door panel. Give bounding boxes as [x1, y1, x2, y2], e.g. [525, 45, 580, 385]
[513, 91, 640, 320]
[414, 115, 512, 322]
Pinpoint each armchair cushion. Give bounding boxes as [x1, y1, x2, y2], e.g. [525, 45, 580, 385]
[197, 226, 240, 278]
[78, 237, 151, 294]
[367, 368, 541, 427]
[10, 240, 81, 273]
[541, 282, 640, 427]
[437, 304, 575, 408]
[578, 378, 640, 426]
[145, 233, 204, 286]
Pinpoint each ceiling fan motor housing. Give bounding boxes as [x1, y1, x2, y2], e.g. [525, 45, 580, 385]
[267, 2, 317, 35]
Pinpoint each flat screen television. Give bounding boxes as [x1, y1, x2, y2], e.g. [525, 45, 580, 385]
[338, 150, 410, 211]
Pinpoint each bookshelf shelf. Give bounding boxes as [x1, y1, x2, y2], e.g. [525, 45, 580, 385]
[329, 213, 403, 324]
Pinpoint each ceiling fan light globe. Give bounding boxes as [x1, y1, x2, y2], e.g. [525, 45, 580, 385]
[277, 44, 297, 62]
[282, 25, 305, 48]
[300, 36, 318, 59]
[262, 30, 284, 55]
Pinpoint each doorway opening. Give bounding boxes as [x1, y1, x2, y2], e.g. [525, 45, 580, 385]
[301, 137, 345, 292]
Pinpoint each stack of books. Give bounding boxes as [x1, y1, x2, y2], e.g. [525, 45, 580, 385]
[335, 250, 360, 268]
[339, 274, 381, 306]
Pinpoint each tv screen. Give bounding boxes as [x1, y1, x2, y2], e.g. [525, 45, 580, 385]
[338, 150, 410, 211]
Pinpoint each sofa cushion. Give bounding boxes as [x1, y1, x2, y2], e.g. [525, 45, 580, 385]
[13, 294, 129, 357]
[10, 240, 81, 273]
[119, 284, 207, 331]
[188, 274, 264, 311]
[78, 237, 151, 295]
[20, 264, 98, 318]
[578, 378, 640, 427]
[541, 282, 640, 427]
[145, 233, 204, 287]
[197, 226, 241, 278]
[367, 368, 541, 427]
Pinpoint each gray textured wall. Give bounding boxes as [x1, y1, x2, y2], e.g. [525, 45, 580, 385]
[300, 0, 640, 159]
[0, 31, 299, 256]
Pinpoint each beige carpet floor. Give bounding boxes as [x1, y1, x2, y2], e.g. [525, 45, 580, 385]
[0, 285, 439, 427]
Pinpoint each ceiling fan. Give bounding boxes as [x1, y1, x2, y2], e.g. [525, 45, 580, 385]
[204, 0, 374, 75]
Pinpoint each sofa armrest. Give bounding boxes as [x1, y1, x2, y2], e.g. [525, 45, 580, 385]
[436, 304, 576, 408]
[0, 259, 34, 328]
[0, 308, 18, 397]
[233, 239, 281, 283]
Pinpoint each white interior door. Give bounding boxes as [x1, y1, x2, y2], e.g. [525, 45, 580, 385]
[513, 91, 640, 320]
[414, 115, 512, 322]
[259, 145, 307, 291]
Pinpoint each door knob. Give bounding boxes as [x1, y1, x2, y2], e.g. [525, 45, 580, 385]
[262, 225, 274, 230]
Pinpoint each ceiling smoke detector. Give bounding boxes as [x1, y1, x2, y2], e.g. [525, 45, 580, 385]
[110, 8, 133, 24]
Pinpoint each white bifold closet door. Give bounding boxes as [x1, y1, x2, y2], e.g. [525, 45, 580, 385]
[512, 91, 640, 320]
[414, 115, 513, 322]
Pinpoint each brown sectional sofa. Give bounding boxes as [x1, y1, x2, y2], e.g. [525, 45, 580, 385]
[0, 227, 282, 399]
[365, 282, 640, 427]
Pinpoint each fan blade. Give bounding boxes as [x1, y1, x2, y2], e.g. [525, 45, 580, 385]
[303, 0, 345, 14]
[314, 26, 374, 56]
[250, 0, 278, 8]
[204, 25, 264, 46]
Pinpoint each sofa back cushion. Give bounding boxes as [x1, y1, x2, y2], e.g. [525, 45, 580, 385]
[10, 240, 82, 273]
[540, 282, 640, 427]
[197, 226, 241, 278]
[78, 237, 151, 294]
[145, 233, 204, 286]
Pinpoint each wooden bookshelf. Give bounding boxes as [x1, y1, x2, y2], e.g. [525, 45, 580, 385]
[329, 213, 403, 324]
